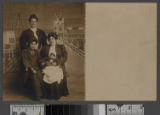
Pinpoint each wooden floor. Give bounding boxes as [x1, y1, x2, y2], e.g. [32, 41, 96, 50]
[3, 45, 85, 101]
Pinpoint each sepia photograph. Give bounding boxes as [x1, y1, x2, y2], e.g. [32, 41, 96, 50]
[3, 3, 85, 101]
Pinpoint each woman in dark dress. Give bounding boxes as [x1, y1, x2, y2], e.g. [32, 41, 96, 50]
[19, 14, 47, 50]
[19, 14, 47, 95]
[40, 32, 69, 99]
[22, 38, 43, 100]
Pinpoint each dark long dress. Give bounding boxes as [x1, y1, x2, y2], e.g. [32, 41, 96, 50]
[22, 48, 43, 100]
[19, 28, 47, 91]
[40, 44, 69, 99]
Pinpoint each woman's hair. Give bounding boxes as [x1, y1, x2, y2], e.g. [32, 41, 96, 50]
[28, 37, 38, 44]
[28, 14, 38, 22]
[47, 32, 58, 40]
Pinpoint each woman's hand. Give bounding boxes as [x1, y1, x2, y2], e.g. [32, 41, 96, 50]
[31, 68, 37, 74]
[41, 62, 45, 66]
[25, 68, 28, 72]
[49, 59, 57, 66]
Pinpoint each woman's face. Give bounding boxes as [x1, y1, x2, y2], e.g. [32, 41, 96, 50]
[29, 41, 38, 49]
[49, 36, 56, 45]
[30, 18, 38, 28]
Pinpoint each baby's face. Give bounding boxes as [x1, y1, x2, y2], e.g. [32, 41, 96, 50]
[50, 54, 55, 59]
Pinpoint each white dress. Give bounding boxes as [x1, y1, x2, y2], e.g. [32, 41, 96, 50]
[42, 46, 63, 84]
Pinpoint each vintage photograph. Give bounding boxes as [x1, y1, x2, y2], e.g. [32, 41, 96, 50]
[107, 104, 144, 115]
[3, 3, 85, 101]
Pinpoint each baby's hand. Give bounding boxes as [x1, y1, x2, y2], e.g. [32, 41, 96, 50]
[49, 59, 54, 63]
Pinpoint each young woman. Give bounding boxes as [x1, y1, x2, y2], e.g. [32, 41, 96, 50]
[19, 14, 47, 50]
[22, 38, 43, 100]
[40, 32, 69, 100]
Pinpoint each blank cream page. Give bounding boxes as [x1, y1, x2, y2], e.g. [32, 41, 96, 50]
[85, 3, 157, 101]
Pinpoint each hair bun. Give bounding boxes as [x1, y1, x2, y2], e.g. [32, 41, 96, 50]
[48, 32, 58, 40]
